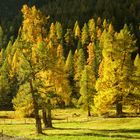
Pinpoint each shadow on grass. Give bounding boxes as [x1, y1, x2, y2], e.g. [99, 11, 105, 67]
[0, 116, 12, 119]
[45, 127, 140, 139]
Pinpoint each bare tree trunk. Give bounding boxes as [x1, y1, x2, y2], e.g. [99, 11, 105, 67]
[42, 106, 48, 128]
[47, 99, 52, 128]
[116, 101, 123, 118]
[88, 106, 91, 117]
[29, 79, 42, 134]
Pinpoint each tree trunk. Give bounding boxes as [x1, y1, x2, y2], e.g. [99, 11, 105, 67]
[29, 79, 42, 134]
[42, 106, 48, 128]
[116, 101, 123, 117]
[47, 99, 52, 128]
[88, 106, 91, 117]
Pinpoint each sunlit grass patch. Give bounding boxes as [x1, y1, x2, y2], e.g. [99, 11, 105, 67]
[0, 109, 140, 140]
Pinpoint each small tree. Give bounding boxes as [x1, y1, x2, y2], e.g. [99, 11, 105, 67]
[79, 65, 96, 116]
[74, 48, 86, 100]
[88, 19, 95, 42]
[12, 83, 34, 118]
[81, 23, 89, 46]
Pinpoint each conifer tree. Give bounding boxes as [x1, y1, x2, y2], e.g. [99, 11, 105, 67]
[128, 54, 140, 114]
[0, 48, 5, 66]
[87, 43, 95, 68]
[73, 21, 81, 39]
[65, 50, 74, 78]
[21, 5, 47, 43]
[49, 23, 58, 45]
[36, 43, 71, 128]
[79, 42, 96, 116]
[114, 25, 136, 116]
[94, 25, 136, 117]
[0, 66, 10, 109]
[73, 21, 79, 34]
[79, 65, 96, 116]
[12, 83, 34, 118]
[96, 27, 102, 41]
[55, 22, 63, 42]
[108, 23, 114, 34]
[36, 70, 56, 128]
[64, 29, 74, 53]
[65, 50, 75, 104]
[87, 42, 101, 78]
[0, 43, 18, 110]
[81, 23, 89, 46]
[55, 44, 71, 105]
[57, 44, 65, 68]
[102, 19, 108, 30]
[74, 48, 85, 99]
[88, 19, 95, 42]
[12, 5, 48, 134]
[97, 17, 102, 27]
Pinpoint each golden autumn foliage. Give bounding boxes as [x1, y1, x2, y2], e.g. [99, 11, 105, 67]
[74, 23, 81, 39]
[87, 43, 95, 66]
[0, 2, 139, 130]
[21, 4, 48, 43]
[94, 25, 136, 116]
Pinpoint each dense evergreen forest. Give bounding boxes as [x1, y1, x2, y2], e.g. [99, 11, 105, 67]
[0, 0, 140, 134]
[0, 0, 140, 49]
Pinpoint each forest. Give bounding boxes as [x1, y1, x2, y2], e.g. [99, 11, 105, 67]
[0, 0, 140, 139]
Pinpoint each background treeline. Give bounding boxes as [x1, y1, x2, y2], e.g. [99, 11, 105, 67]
[0, 0, 140, 51]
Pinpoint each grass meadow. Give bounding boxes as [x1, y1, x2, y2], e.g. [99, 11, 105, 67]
[0, 108, 140, 140]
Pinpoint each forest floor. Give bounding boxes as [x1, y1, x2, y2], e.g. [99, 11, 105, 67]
[0, 108, 140, 140]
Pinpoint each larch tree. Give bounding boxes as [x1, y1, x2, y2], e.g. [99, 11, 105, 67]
[114, 25, 136, 116]
[65, 50, 75, 104]
[49, 23, 58, 46]
[64, 29, 74, 53]
[79, 65, 96, 117]
[94, 25, 136, 117]
[96, 27, 102, 41]
[87, 42, 98, 77]
[12, 82, 34, 118]
[0, 48, 5, 66]
[94, 30, 118, 116]
[36, 70, 56, 128]
[96, 17, 102, 27]
[55, 44, 71, 105]
[88, 19, 96, 42]
[65, 50, 74, 78]
[81, 23, 89, 46]
[11, 5, 48, 134]
[73, 21, 81, 39]
[102, 19, 108, 30]
[0, 42, 18, 110]
[36, 43, 71, 128]
[128, 54, 140, 114]
[0, 53, 11, 109]
[73, 21, 79, 34]
[74, 48, 86, 101]
[79, 42, 96, 117]
[55, 22, 63, 43]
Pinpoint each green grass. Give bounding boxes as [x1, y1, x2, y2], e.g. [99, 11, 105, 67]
[0, 109, 140, 140]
